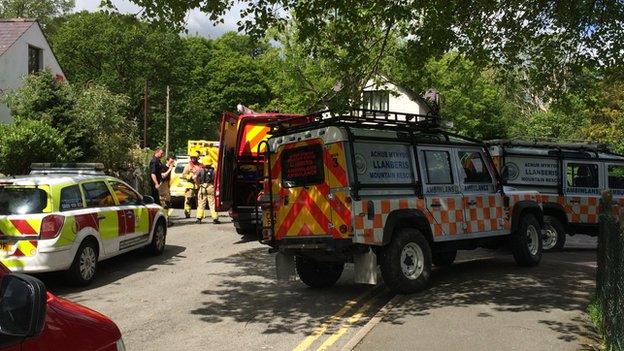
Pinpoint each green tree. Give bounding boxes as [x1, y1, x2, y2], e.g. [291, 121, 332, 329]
[2, 71, 137, 172]
[124, 0, 623, 107]
[0, 118, 69, 175]
[0, 0, 73, 28]
[48, 11, 185, 147]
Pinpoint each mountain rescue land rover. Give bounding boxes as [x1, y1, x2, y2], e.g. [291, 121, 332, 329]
[488, 140, 624, 251]
[260, 110, 544, 294]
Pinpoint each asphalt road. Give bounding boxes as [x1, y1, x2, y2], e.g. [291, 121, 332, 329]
[35, 212, 598, 351]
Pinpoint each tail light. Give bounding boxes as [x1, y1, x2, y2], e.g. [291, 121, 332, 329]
[40, 215, 65, 239]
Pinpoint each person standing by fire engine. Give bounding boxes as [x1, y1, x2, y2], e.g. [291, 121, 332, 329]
[159, 155, 175, 220]
[195, 162, 220, 224]
[149, 148, 165, 205]
[182, 153, 202, 218]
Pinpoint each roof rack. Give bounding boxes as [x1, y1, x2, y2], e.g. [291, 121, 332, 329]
[30, 163, 105, 176]
[486, 139, 613, 153]
[267, 109, 446, 136]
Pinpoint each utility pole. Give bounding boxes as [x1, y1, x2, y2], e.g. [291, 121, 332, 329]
[165, 85, 170, 157]
[143, 79, 149, 148]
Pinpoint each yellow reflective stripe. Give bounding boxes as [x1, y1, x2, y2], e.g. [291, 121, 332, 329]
[1, 259, 25, 269]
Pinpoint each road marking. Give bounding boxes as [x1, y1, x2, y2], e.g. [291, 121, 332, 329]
[315, 294, 379, 351]
[292, 287, 380, 351]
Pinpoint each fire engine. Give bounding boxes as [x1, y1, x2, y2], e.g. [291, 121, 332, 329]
[488, 140, 624, 251]
[216, 109, 304, 236]
[259, 110, 544, 294]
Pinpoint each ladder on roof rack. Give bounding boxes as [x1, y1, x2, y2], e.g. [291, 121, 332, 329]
[486, 139, 612, 153]
[30, 163, 106, 176]
[267, 109, 445, 136]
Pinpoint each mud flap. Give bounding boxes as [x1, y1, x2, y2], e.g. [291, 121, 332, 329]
[275, 252, 296, 281]
[354, 249, 378, 285]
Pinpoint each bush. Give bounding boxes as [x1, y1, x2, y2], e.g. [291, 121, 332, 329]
[0, 118, 71, 175]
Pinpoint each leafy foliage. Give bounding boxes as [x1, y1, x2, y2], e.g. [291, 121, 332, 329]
[0, 0, 73, 28]
[1, 71, 137, 174]
[0, 118, 69, 175]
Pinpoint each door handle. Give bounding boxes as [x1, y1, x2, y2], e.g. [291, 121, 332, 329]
[430, 203, 442, 208]
[283, 196, 289, 206]
[467, 201, 477, 206]
[570, 200, 581, 204]
[97, 215, 106, 221]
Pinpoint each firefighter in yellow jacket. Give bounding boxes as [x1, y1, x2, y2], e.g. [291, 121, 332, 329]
[195, 162, 220, 224]
[182, 154, 202, 218]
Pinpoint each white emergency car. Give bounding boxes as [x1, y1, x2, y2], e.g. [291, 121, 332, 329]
[0, 164, 167, 285]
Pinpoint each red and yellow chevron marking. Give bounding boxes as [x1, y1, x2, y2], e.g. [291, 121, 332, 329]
[238, 123, 270, 156]
[270, 139, 353, 240]
[0, 217, 42, 237]
[10, 240, 38, 257]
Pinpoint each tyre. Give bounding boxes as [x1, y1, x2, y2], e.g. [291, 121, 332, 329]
[379, 228, 432, 294]
[432, 250, 457, 267]
[65, 238, 99, 286]
[543, 215, 566, 251]
[145, 220, 167, 255]
[511, 213, 542, 267]
[295, 256, 344, 288]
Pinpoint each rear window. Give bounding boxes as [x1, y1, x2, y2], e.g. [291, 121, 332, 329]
[0, 187, 48, 215]
[175, 162, 187, 173]
[60, 185, 84, 211]
[281, 144, 325, 188]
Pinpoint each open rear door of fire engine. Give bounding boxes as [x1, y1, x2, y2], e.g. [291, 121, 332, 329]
[216, 112, 239, 211]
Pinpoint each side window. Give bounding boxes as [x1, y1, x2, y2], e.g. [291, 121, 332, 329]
[81, 181, 116, 208]
[567, 163, 599, 188]
[111, 182, 142, 206]
[608, 165, 624, 189]
[458, 150, 492, 183]
[60, 185, 84, 211]
[423, 150, 453, 184]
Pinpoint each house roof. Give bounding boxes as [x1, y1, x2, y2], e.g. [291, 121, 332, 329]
[365, 73, 435, 113]
[0, 19, 36, 57]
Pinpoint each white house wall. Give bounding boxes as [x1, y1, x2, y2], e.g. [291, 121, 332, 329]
[0, 23, 65, 124]
[363, 80, 427, 117]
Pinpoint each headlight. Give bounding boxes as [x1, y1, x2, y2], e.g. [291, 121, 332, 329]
[116, 338, 126, 351]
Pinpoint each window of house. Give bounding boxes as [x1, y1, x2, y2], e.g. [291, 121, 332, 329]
[423, 150, 453, 184]
[458, 151, 492, 183]
[362, 91, 389, 111]
[566, 163, 599, 188]
[28, 45, 42, 74]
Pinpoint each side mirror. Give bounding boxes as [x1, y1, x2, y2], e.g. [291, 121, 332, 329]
[0, 273, 47, 338]
[142, 195, 155, 205]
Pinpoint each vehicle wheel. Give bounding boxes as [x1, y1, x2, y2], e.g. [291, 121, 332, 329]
[432, 250, 457, 267]
[379, 227, 432, 294]
[65, 238, 99, 286]
[295, 256, 344, 288]
[511, 213, 542, 267]
[145, 220, 167, 255]
[543, 216, 566, 252]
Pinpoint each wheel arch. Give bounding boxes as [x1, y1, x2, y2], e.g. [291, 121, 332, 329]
[542, 203, 568, 229]
[382, 209, 434, 246]
[74, 227, 102, 258]
[511, 201, 544, 232]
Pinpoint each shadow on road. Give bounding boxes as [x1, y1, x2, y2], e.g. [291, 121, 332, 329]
[36, 244, 187, 298]
[190, 246, 598, 344]
[190, 247, 373, 335]
[383, 249, 598, 345]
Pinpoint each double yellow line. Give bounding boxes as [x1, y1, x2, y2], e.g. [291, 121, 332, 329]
[293, 287, 384, 351]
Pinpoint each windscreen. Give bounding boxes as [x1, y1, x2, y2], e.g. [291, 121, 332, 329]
[281, 144, 324, 188]
[0, 187, 48, 215]
[175, 162, 187, 173]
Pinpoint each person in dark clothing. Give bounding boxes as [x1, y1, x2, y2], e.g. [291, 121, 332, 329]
[149, 148, 165, 205]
